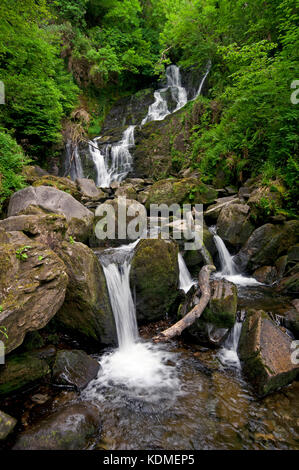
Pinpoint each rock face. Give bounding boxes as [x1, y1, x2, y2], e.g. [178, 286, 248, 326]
[56, 241, 116, 345]
[207, 280, 237, 328]
[13, 403, 101, 450]
[253, 266, 277, 284]
[52, 350, 100, 390]
[216, 204, 254, 247]
[238, 310, 299, 396]
[130, 239, 179, 322]
[7, 186, 94, 242]
[32, 175, 81, 201]
[76, 178, 106, 200]
[0, 241, 68, 354]
[204, 195, 241, 223]
[145, 177, 218, 208]
[0, 351, 50, 396]
[0, 410, 17, 440]
[234, 221, 299, 271]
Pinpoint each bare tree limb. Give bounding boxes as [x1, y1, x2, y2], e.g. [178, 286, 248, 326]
[153, 264, 216, 343]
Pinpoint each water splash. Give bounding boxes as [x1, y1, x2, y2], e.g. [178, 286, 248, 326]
[193, 60, 211, 99]
[218, 320, 242, 368]
[65, 140, 84, 181]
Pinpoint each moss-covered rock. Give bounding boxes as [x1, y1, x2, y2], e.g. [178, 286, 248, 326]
[0, 241, 68, 354]
[56, 241, 116, 345]
[32, 175, 81, 200]
[238, 309, 299, 396]
[0, 410, 17, 440]
[0, 351, 50, 396]
[13, 403, 101, 450]
[207, 280, 237, 328]
[130, 239, 179, 323]
[52, 350, 100, 390]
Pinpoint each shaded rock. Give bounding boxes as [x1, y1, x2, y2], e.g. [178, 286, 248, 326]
[216, 203, 254, 247]
[56, 241, 116, 345]
[253, 266, 278, 285]
[238, 186, 252, 200]
[13, 403, 101, 450]
[248, 185, 283, 221]
[52, 350, 100, 390]
[76, 178, 106, 200]
[207, 280, 237, 328]
[234, 221, 299, 271]
[114, 183, 138, 200]
[8, 186, 94, 243]
[204, 196, 241, 223]
[0, 351, 50, 396]
[276, 264, 299, 295]
[238, 310, 299, 396]
[130, 239, 179, 322]
[0, 410, 17, 440]
[275, 255, 288, 279]
[183, 225, 216, 272]
[0, 241, 68, 354]
[22, 165, 48, 184]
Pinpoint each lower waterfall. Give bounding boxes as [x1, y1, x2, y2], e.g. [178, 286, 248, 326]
[82, 241, 180, 403]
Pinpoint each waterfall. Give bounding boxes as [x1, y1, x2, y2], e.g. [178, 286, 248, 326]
[178, 253, 195, 293]
[65, 140, 84, 181]
[82, 241, 180, 401]
[193, 60, 211, 100]
[88, 139, 111, 188]
[141, 65, 188, 125]
[210, 226, 262, 286]
[218, 320, 242, 368]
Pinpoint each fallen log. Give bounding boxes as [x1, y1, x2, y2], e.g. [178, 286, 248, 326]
[153, 264, 216, 343]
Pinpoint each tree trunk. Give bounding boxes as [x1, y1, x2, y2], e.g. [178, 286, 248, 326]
[153, 264, 216, 343]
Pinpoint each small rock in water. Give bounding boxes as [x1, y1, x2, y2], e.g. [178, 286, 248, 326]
[52, 350, 100, 390]
[0, 410, 17, 440]
[31, 393, 49, 405]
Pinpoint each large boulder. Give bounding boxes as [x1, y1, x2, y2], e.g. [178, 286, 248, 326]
[55, 241, 116, 345]
[238, 310, 299, 396]
[234, 221, 299, 271]
[204, 195, 241, 223]
[52, 350, 100, 390]
[216, 203, 254, 247]
[7, 186, 94, 243]
[32, 175, 81, 200]
[130, 239, 179, 322]
[0, 351, 50, 396]
[0, 410, 17, 440]
[76, 178, 107, 201]
[145, 177, 218, 208]
[0, 240, 68, 354]
[13, 403, 101, 450]
[253, 266, 278, 285]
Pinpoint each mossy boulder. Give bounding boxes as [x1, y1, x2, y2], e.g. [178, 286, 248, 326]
[52, 350, 100, 390]
[130, 239, 179, 322]
[0, 351, 50, 396]
[55, 241, 116, 345]
[238, 309, 299, 396]
[253, 266, 278, 285]
[204, 196, 241, 223]
[13, 403, 101, 450]
[234, 220, 299, 271]
[0, 241, 68, 354]
[32, 175, 81, 200]
[22, 165, 48, 184]
[216, 203, 254, 248]
[182, 225, 216, 272]
[0, 410, 17, 440]
[8, 186, 94, 243]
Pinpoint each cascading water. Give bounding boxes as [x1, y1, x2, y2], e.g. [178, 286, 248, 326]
[210, 226, 261, 286]
[88, 139, 111, 188]
[193, 60, 211, 100]
[65, 140, 84, 181]
[141, 65, 188, 125]
[178, 253, 195, 293]
[82, 241, 180, 403]
[218, 319, 242, 368]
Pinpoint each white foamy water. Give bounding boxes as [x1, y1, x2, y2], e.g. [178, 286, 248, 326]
[193, 60, 211, 99]
[218, 320, 242, 369]
[89, 139, 111, 188]
[178, 253, 196, 293]
[65, 140, 84, 181]
[82, 241, 180, 402]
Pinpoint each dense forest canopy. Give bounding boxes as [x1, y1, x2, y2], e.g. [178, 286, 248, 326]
[0, 0, 298, 211]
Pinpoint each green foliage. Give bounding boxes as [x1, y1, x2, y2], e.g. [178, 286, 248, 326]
[0, 326, 8, 340]
[15, 246, 32, 261]
[69, 236, 75, 244]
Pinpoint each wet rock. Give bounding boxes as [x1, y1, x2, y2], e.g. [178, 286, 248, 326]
[13, 403, 101, 450]
[253, 266, 278, 285]
[55, 241, 116, 345]
[8, 186, 94, 243]
[52, 350, 100, 390]
[130, 239, 179, 323]
[0, 241, 68, 354]
[276, 264, 299, 295]
[216, 204, 254, 247]
[183, 225, 216, 271]
[207, 280, 237, 328]
[238, 309, 299, 396]
[234, 221, 299, 271]
[31, 393, 50, 405]
[238, 187, 252, 200]
[0, 351, 50, 396]
[76, 178, 106, 201]
[0, 410, 17, 440]
[204, 196, 241, 223]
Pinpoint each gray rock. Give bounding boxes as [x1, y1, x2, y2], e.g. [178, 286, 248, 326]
[0, 410, 17, 440]
[217, 203, 254, 247]
[52, 350, 100, 390]
[76, 178, 106, 200]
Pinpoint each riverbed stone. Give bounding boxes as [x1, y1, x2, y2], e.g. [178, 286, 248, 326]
[234, 220, 299, 271]
[52, 350, 100, 390]
[7, 186, 94, 243]
[13, 403, 101, 450]
[216, 203, 254, 247]
[0, 410, 17, 440]
[253, 266, 278, 285]
[206, 280, 237, 328]
[238, 309, 299, 396]
[130, 239, 179, 322]
[0, 241, 68, 354]
[0, 351, 50, 396]
[55, 241, 116, 345]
